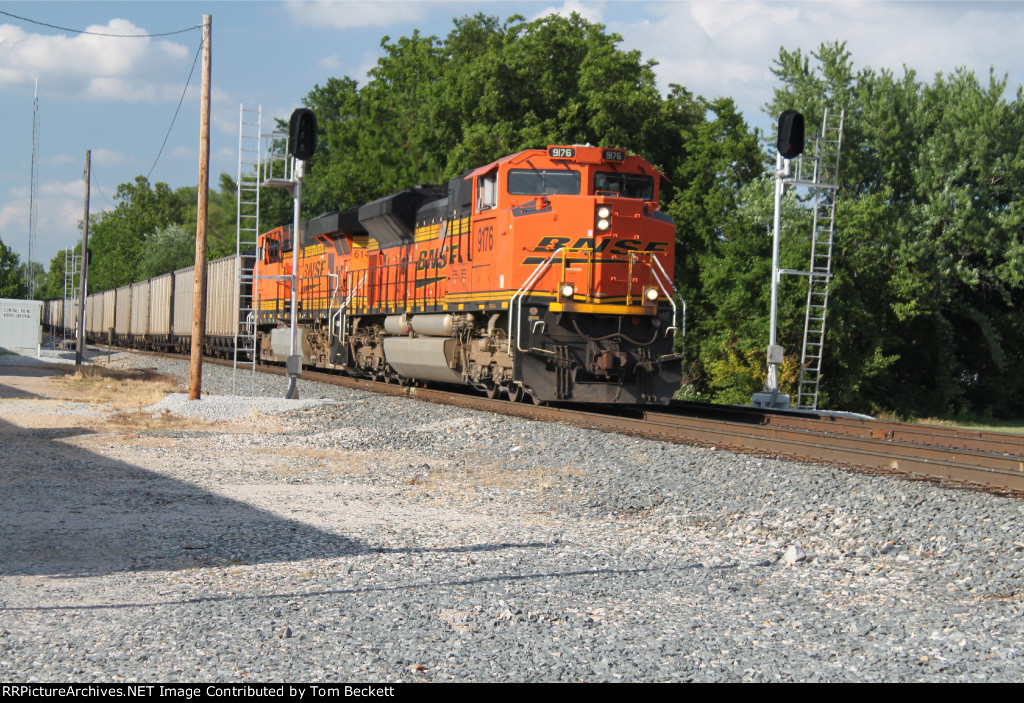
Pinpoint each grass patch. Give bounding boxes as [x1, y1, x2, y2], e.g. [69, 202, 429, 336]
[54, 365, 181, 411]
[914, 417, 1024, 435]
[103, 408, 217, 433]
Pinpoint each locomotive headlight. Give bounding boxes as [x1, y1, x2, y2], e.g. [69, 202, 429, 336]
[597, 206, 611, 219]
[560, 283, 575, 299]
[644, 286, 659, 303]
[595, 205, 612, 232]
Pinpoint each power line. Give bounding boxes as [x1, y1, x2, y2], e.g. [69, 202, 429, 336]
[147, 38, 203, 181]
[4, 8, 208, 206]
[0, 10, 201, 37]
[88, 164, 116, 210]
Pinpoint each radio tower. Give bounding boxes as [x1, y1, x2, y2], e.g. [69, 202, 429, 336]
[26, 79, 39, 297]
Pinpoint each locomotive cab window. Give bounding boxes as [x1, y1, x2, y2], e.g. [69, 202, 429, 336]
[507, 169, 581, 196]
[594, 172, 654, 200]
[265, 237, 281, 264]
[476, 172, 497, 212]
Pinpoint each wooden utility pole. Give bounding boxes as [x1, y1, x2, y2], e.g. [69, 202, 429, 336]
[75, 150, 90, 366]
[188, 14, 212, 400]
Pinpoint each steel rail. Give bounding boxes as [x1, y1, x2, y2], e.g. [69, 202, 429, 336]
[663, 401, 1024, 456]
[289, 369, 1024, 493]
[99, 345, 1024, 495]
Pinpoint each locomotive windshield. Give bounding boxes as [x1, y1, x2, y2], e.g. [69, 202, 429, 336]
[594, 172, 654, 200]
[507, 169, 581, 196]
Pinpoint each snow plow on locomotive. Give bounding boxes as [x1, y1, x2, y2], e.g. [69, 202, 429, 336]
[255, 145, 683, 404]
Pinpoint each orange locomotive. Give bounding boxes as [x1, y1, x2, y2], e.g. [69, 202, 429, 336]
[255, 145, 682, 404]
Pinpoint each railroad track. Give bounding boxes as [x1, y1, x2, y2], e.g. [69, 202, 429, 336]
[120, 347, 1024, 495]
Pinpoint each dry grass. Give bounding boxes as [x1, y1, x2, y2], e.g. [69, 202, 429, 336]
[914, 417, 1024, 435]
[103, 408, 217, 433]
[47, 365, 224, 434]
[54, 365, 181, 409]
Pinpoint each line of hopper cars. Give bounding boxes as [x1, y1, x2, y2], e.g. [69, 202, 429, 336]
[43, 144, 684, 405]
[42, 254, 244, 357]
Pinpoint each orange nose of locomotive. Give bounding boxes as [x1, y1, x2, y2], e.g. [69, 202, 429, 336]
[529, 195, 674, 314]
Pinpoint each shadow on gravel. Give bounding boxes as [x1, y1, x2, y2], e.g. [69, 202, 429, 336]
[0, 381, 42, 399]
[0, 416, 366, 577]
[3, 565, 668, 613]
[0, 363, 68, 399]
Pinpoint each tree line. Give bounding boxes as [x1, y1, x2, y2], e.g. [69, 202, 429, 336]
[5, 13, 1022, 420]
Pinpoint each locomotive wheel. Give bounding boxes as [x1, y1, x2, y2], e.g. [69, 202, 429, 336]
[528, 391, 545, 406]
[506, 384, 524, 403]
[484, 383, 499, 399]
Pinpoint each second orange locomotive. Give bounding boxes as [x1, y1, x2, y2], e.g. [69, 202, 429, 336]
[255, 145, 682, 404]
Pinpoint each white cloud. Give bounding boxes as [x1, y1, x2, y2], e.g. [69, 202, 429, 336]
[612, 1, 1024, 125]
[286, 1, 427, 29]
[211, 86, 244, 138]
[318, 54, 345, 72]
[0, 192, 86, 264]
[0, 199, 26, 232]
[0, 19, 196, 103]
[41, 180, 87, 198]
[92, 149, 131, 167]
[213, 146, 237, 163]
[355, 51, 381, 85]
[531, 1, 604, 23]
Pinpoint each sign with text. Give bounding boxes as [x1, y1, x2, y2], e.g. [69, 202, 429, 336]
[0, 298, 42, 353]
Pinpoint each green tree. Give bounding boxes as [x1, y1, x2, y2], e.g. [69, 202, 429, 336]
[38, 245, 81, 300]
[88, 177, 188, 291]
[685, 176, 812, 403]
[86, 173, 240, 290]
[762, 42, 1024, 417]
[138, 224, 196, 280]
[294, 12, 751, 223]
[18, 261, 45, 299]
[0, 236, 27, 299]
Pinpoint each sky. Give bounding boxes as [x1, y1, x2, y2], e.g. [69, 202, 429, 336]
[1, 0, 1022, 271]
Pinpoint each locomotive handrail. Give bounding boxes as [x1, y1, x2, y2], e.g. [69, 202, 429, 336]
[559, 246, 595, 304]
[322, 271, 340, 334]
[324, 272, 340, 314]
[648, 254, 681, 341]
[508, 247, 564, 354]
[336, 273, 368, 344]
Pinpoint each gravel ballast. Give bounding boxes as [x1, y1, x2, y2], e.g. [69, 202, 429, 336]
[1, 348, 1022, 682]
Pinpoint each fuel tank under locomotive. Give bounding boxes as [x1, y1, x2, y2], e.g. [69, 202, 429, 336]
[330, 305, 681, 404]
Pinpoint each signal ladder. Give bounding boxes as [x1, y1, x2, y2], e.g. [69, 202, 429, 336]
[63, 248, 81, 349]
[233, 105, 262, 394]
[783, 107, 845, 410]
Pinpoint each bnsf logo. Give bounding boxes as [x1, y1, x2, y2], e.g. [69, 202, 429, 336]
[530, 236, 668, 255]
[415, 244, 460, 271]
